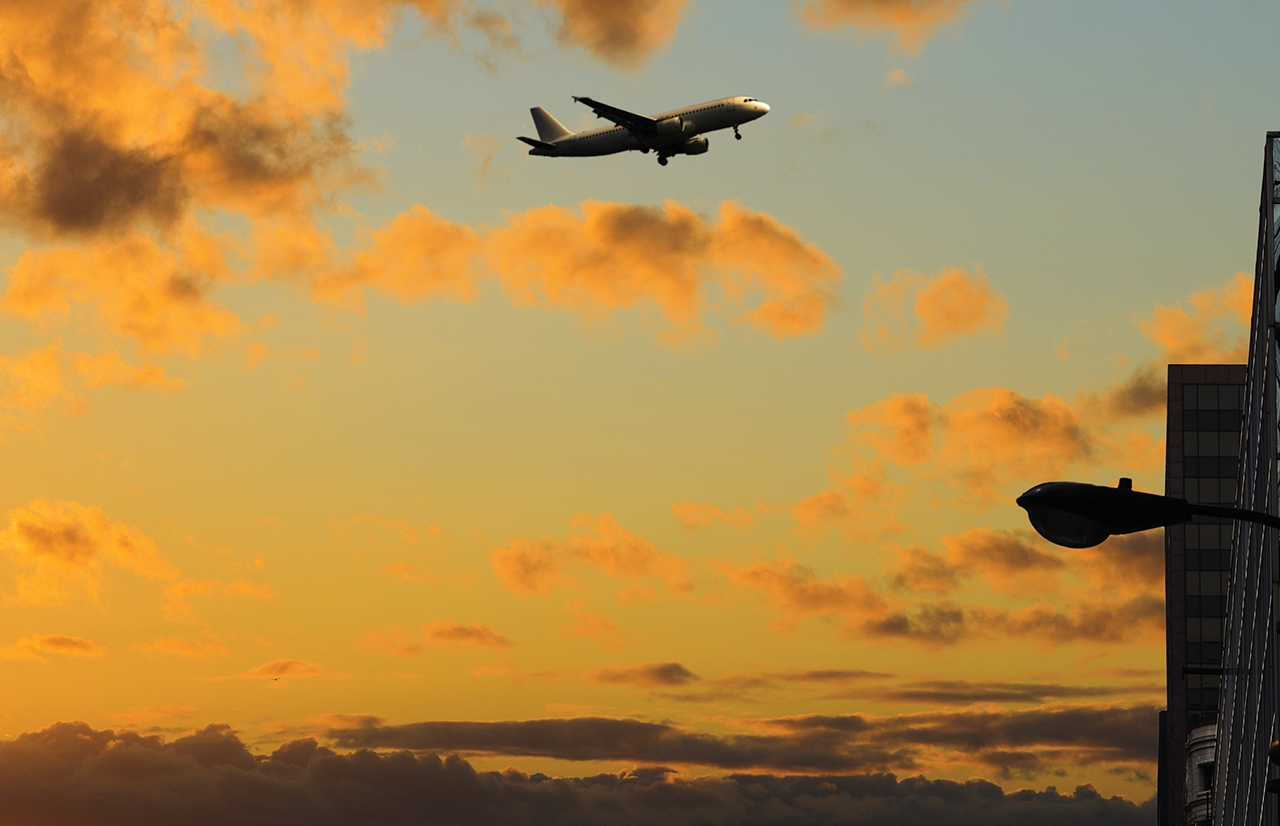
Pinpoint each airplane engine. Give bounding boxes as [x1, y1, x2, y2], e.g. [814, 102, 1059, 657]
[655, 117, 690, 137]
[676, 137, 709, 155]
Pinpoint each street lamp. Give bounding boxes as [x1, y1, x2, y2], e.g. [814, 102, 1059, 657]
[1016, 478, 1280, 549]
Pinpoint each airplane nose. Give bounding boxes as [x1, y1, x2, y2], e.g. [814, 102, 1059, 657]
[757, 102, 770, 116]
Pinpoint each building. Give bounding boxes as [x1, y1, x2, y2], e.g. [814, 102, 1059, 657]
[1162, 364, 1247, 826]
[1214, 132, 1280, 826]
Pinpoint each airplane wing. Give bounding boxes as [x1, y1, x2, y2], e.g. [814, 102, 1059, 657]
[572, 96, 657, 134]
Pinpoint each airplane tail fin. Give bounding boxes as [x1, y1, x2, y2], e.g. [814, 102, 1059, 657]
[530, 107, 572, 142]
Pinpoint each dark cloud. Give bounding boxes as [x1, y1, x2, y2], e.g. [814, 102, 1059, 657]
[658, 668, 893, 703]
[0, 720, 1153, 826]
[31, 127, 187, 236]
[863, 602, 969, 644]
[330, 716, 910, 773]
[588, 662, 699, 687]
[1001, 595, 1164, 645]
[1098, 364, 1166, 419]
[782, 669, 895, 683]
[182, 99, 359, 211]
[1080, 532, 1165, 590]
[329, 704, 1158, 778]
[867, 705, 1159, 772]
[829, 678, 1152, 705]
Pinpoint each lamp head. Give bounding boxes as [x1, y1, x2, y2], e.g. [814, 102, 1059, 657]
[1016, 479, 1192, 548]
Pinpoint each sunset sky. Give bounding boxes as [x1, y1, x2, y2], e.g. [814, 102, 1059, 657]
[0, 1, 1276, 822]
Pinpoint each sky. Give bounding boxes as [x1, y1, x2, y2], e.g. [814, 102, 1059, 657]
[0, 1, 1275, 823]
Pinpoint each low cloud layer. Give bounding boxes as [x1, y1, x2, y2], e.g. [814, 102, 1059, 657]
[330, 703, 1158, 778]
[0, 720, 1153, 826]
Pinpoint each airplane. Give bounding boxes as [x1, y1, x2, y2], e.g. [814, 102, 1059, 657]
[518, 95, 770, 167]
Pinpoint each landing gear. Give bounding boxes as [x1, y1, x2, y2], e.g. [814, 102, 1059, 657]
[733, 126, 742, 140]
[658, 156, 668, 166]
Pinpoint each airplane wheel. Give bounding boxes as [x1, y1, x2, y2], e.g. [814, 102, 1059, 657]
[734, 133, 742, 140]
[658, 157, 668, 166]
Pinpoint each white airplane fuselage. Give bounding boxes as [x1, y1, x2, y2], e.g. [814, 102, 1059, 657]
[525, 96, 769, 159]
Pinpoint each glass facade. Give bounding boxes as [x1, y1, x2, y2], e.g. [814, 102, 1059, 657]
[1163, 367, 1247, 826]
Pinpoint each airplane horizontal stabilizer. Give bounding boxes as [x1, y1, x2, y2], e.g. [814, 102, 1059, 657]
[517, 136, 557, 151]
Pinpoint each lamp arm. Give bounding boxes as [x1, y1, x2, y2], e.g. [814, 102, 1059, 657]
[1187, 503, 1280, 530]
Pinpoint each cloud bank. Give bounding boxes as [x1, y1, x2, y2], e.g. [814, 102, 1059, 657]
[0, 720, 1153, 826]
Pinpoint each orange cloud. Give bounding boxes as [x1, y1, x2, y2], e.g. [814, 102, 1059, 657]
[889, 528, 1156, 603]
[724, 556, 889, 632]
[886, 68, 915, 86]
[538, 0, 688, 67]
[845, 393, 934, 465]
[563, 599, 626, 650]
[358, 625, 423, 657]
[1072, 273, 1254, 428]
[939, 529, 1067, 594]
[72, 351, 186, 391]
[855, 387, 1150, 505]
[162, 577, 272, 622]
[862, 266, 1007, 351]
[292, 181, 849, 346]
[490, 539, 564, 595]
[791, 468, 910, 542]
[312, 205, 482, 310]
[0, 633, 105, 662]
[0, 2, 795, 369]
[3, 225, 242, 356]
[462, 133, 506, 187]
[485, 200, 841, 343]
[887, 546, 960, 593]
[670, 501, 754, 530]
[998, 595, 1164, 646]
[796, 0, 982, 53]
[360, 620, 511, 653]
[0, 497, 179, 606]
[729, 554, 1162, 647]
[131, 634, 230, 660]
[491, 513, 689, 596]
[1075, 532, 1164, 594]
[423, 620, 511, 648]
[232, 658, 325, 680]
[1137, 272, 1252, 364]
[0, 341, 82, 428]
[0, 1, 401, 353]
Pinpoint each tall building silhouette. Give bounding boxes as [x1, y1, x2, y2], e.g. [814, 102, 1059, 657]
[1214, 132, 1280, 826]
[1161, 364, 1246, 826]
